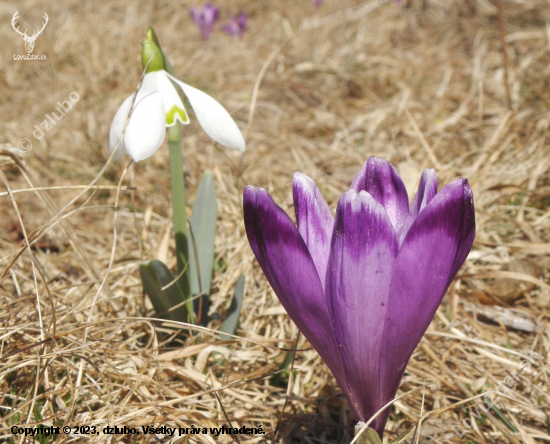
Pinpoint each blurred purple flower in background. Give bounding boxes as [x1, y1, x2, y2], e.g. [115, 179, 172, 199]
[190, 3, 219, 40]
[312, 0, 323, 7]
[221, 13, 248, 38]
[243, 157, 475, 437]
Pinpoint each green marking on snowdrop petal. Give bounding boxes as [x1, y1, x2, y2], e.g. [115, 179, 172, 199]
[166, 105, 189, 126]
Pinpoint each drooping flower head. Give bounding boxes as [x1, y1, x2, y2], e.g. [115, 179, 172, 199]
[221, 13, 248, 38]
[189, 3, 220, 40]
[109, 27, 245, 162]
[243, 157, 475, 436]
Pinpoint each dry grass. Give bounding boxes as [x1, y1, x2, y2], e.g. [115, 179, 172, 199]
[1, 0, 550, 442]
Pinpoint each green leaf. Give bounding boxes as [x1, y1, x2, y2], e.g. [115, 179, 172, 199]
[366, 429, 383, 444]
[189, 171, 217, 326]
[220, 274, 245, 340]
[270, 349, 295, 387]
[139, 259, 190, 322]
[389, 426, 415, 443]
[490, 403, 518, 432]
[355, 427, 384, 444]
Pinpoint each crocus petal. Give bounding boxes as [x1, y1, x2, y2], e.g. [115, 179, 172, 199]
[243, 186, 346, 386]
[221, 20, 239, 36]
[221, 13, 248, 38]
[189, 3, 219, 40]
[398, 168, 438, 244]
[327, 189, 398, 430]
[350, 157, 409, 233]
[237, 13, 248, 33]
[166, 73, 246, 152]
[293, 173, 333, 290]
[410, 168, 438, 217]
[379, 178, 475, 423]
[156, 71, 189, 126]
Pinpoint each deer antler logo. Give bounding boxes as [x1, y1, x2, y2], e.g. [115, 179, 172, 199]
[12, 11, 49, 54]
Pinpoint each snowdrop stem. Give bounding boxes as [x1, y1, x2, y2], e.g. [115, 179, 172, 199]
[168, 124, 195, 322]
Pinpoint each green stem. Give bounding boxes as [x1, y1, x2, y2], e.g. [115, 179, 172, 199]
[168, 124, 195, 323]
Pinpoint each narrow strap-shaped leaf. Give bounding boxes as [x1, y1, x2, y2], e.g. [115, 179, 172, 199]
[220, 274, 245, 340]
[490, 403, 519, 432]
[189, 170, 217, 326]
[354, 425, 384, 444]
[366, 429, 383, 444]
[139, 259, 190, 322]
[269, 349, 295, 387]
[389, 426, 415, 443]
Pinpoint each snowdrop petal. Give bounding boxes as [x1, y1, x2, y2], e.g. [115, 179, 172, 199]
[109, 93, 132, 160]
[124, 92, 166, 162]
[166, 73, 246, 152]
[135, 72, 161, 103]
[108, 72, 164, 161]
[157, 71, 189, 126]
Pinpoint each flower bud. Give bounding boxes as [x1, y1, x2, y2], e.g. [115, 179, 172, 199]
[141, 27, 165, 72]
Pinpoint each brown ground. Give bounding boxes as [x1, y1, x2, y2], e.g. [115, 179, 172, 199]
[1, 0, 550, 442]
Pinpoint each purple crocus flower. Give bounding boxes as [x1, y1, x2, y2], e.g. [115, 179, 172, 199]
[221, 13, 248, 38]
[189, 3, 219, 40]
[243, 157, 475, 436]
